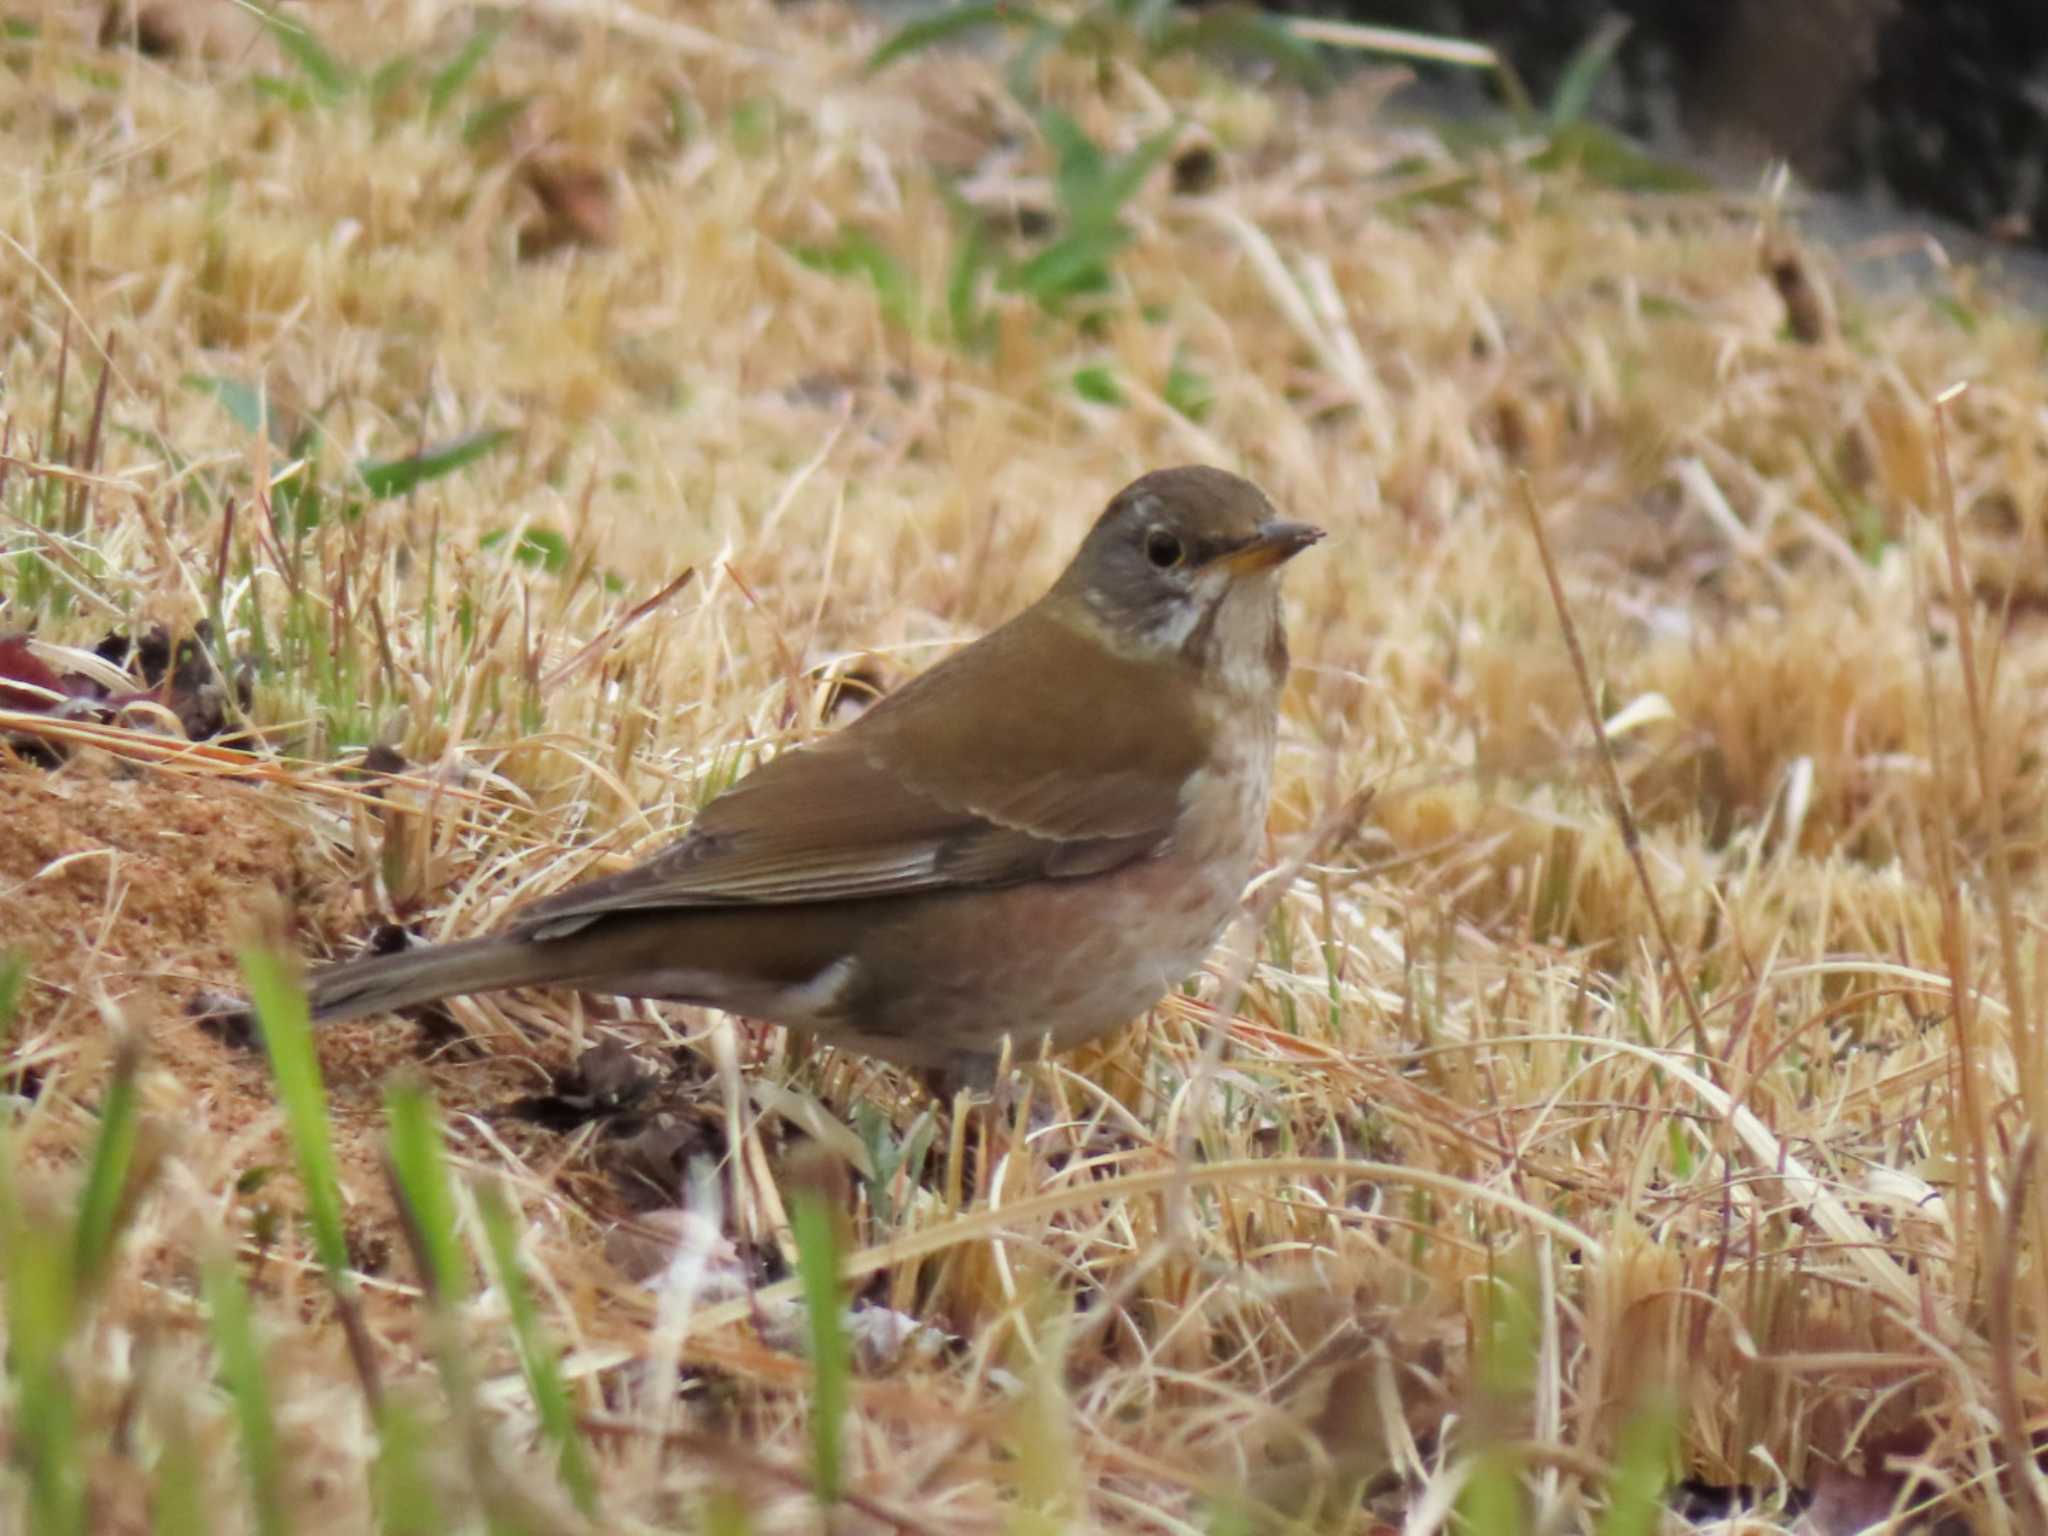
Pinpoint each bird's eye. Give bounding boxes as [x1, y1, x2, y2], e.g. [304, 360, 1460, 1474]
[1144, 529, 1185, 569]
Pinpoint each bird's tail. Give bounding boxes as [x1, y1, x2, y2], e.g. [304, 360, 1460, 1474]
[306, 932, 568, 1023]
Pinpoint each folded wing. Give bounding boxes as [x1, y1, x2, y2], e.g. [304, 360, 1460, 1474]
[513, 606, 1208, 940]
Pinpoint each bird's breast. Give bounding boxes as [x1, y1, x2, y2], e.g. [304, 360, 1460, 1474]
[1170, 692, 1278, 864]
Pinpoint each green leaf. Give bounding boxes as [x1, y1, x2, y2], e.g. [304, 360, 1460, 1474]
[1932, 293, 1979, 334]
[1455, 1445, 1526, 1535]
[254, 3, 353, 101]
[149, 1412, 208, 1536]
[427, 13, 507, 117]
[476, 1179, 599, 1515]
[729, 97, 779, 153]
[1153, 6, 1328, 88]
[945, 209, 999, 352]
[1013, 111, 1172, 312]
[70, 1036, 143, 1299]
[184, 374, 269, 437]
[1534, 122, 1708, 194]
[865, 1, 1045, 75]
[357, 428, 510, 499]
[1123, 0, 1177, 47]
[1002, 226, 1126, 306]
[204, 1257, 291, 1536]
[1666, 1114, 1693, 1179]
[367, 53, 416, 103]
[1547, 14, 1631, 131]
[1095, 127, 1175, 221]
[1000, 25, 1058, 102]
[791, 1191, 849, 1505]
[237, 948, 352, 1281]
[460, 93, 529, 146]
[479, 526, 571, 573]
[1594, 1388, 1678, 1536]
[792, 232, 918, 332]
[1164, 357, 1212, 422]
[249, 74, 320, 111]
[1040, 107, 1106, 218]
[0, 1122, 86, 1536]
[0, 951, 25, 1033]
[383, 1080, 465, 1305]
[1071, 365, 1123, 405]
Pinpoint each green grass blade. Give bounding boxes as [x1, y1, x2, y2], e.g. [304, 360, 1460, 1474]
[461, 94, 530, 147]
[865, 1, 1040, 75]
[383, 1078, 466, 1305]
[1094, 127, 1175, 222]
[371, 1391, 449, 1536]
[183, 373, 270, 438]
[427, 15, 507, 117]
[70, 1033, 143, 1297]
[383, 1082, 534, 1536]
[702, 1487, 756, 1536]
[0, 950, 27, 1029]
[0, 957, 85, 1535]
[1071, 365, 1124, 405]
[1153, 6, 1328, 88]
[238, 947, 352, 1280]
[204, 1255, 291, 1536]
[790, 234, 917, 333]
[0, 1153, 87, 1535]
[1594, 1387, 1678, 1536]
[357, 428, 512, 500]
[942, 200, 998, 353]
[253, 2, 353, 100]
[1001, 228, 1124, 306]
[790, 1189, 849, 1506]
[1546, 14, 1631, 130]
[1454, 1446, 1526, 1534]
[475, 1178, 599, 1516]
[1040, 107, 1105, 214]
[149, 1410, 207, 1536]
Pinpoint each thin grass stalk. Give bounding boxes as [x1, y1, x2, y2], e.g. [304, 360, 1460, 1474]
[0, 1126, 86, 1536]
[69, 1032, 144, 1298]
[383, 1079, 528, 1536]
[1928, 391, 2048, 1403]
[0, 952, 25, 1032]
[147, 1407, 207, 1536]
[202, 1254, 290, 1536]
[474, 1177, 600, 1517]
[241, 949, 387, 1411]
[1516, 480, 1714, 1063]
[790, 1186, 851, 1507]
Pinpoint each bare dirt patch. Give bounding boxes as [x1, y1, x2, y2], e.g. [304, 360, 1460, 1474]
[0, 757, 628, 1288]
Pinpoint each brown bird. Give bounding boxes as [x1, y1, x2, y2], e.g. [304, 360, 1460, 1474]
[303, 466, 1322, 1087]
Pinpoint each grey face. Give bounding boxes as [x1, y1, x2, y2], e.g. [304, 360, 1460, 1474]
[1062, 472, 1285, 653]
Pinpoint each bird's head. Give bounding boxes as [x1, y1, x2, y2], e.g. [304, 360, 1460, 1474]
[1053, 465, 1323, 697]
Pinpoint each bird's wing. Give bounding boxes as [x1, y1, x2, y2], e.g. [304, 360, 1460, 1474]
[512, 607, 1210, 939]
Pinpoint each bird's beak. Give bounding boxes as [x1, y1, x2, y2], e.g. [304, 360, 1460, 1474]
[1215, 520, 1325, 575]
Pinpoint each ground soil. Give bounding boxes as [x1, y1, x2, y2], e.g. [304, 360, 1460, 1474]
[0, 753, 631, 1295]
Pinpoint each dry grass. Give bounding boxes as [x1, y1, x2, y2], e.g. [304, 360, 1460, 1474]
[6, 0, 2048, 1529]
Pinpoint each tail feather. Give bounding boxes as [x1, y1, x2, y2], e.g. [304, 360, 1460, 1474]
[307, 933, 564, 1023]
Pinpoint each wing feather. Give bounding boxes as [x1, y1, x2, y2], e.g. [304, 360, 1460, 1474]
[513, 605, 1207, 938]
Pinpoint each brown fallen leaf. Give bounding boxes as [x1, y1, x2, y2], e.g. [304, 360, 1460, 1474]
[98, 0, 263, 59]
[519, 158, 618, 258]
